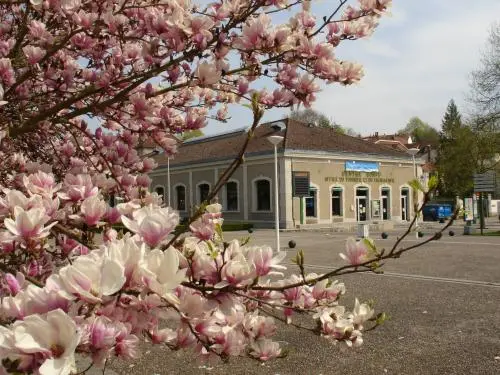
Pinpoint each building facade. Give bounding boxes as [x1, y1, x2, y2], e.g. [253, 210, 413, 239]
[150, 119, 423, 229]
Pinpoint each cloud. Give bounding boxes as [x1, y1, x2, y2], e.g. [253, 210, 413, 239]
[312, 0, 500, 133]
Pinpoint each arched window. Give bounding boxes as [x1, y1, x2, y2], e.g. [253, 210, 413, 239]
[154, 186, 165, 203]
[331, 187, 343, 216]
[197, 183, 210, 204]
[175, 185, 186, 211]
[254, 178, 271, 211]
[224, 181, 239, 211]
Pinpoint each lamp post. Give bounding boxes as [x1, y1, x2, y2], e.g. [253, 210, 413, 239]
[167, 157, 171, 207]
[408, 147, 420, 238]
[267, 135, 284, 252]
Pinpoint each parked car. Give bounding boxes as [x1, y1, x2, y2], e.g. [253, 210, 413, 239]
[422, 203, 453, 221]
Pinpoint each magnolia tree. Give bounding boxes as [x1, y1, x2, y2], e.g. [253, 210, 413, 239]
[0, 0, 455, 374]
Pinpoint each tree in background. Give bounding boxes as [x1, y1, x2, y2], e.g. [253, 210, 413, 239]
[181, 129, 204, 141]
[470, 22, 500, 123]
[398, 116, 440, 145]
[290, 108, 359, 136]
[436, 100, 476, 197]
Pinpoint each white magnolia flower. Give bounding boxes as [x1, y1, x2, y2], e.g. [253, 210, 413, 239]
[140, 247, 186, 305]
[105, 235, 145, 283]
[57, 253, 125, 303]
[11, 309, 80, 375]
[352, 298, 374, 326]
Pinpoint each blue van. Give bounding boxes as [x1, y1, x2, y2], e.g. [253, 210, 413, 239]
[422, 204, 453, 221]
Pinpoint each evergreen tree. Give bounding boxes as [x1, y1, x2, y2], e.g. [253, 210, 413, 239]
[437, 100, 475, 197]
[441, 100, 462, 136]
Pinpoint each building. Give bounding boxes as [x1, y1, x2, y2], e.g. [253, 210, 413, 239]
[150, 119, 423, 229]
[362, 132, 416, 152]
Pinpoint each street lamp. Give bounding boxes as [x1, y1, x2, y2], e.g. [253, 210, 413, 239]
[167, 157, 171, 207]
[267, 135, 284, 252]
[408, 147, 420, 238]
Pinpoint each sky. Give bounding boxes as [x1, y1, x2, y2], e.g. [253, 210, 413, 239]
[203, 0, 500, 137]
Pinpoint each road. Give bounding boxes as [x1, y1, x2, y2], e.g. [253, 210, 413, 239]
[84, 227, 500, 375]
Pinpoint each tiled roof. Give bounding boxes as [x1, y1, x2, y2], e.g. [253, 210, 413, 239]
[155, 119, 409, 167]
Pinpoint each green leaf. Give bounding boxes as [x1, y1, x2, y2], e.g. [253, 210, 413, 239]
[427, 175, 439, 191]
[409, 178, 424, 193]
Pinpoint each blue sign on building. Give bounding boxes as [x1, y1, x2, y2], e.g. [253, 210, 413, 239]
[345, 161, 379, 172]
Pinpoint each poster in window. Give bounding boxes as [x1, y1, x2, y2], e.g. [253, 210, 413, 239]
[371, 200, 381, 218]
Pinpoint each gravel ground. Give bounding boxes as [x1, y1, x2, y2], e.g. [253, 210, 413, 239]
[79, 227, 500, 375]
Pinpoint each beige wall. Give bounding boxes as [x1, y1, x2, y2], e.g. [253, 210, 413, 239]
[287, 157, 416, 226]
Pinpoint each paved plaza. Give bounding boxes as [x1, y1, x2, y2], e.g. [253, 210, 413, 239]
[94, 225, 500, 375]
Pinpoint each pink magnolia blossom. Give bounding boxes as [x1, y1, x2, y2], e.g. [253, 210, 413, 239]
[22, 45, 45, 65]
[245, 246, 286, 277]
[4, 206, 56, 241]
[339, 238, 372, 266]
[59, 174, 98, 202]
[140, 247, 186, 305]
[23, 171, 61, 197]
[80, 196, 107, 226]
[4, 272, 24, 295]
[121, 205, 179, 247]
[249, 339, 282, 361]
[56, 253, 126, 303]
[189, 215, 215, 241]
[196, 61, 221, 85]
[221, 253, 255, 286]
[4, 309, 80, 375]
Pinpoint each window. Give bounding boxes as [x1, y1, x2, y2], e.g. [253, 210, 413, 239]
[305, 188, 317, 217]
[154, 186, 165, 202]
[255, 179, 271, 211]
[198, 183, 210, 204]
[175, 185, 186, 211]
[225, 181, 238, 211]
[332, 187, 343, 216]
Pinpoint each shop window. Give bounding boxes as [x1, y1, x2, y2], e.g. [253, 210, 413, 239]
[255, 179, 271, 211]
[225, 181, 239, 211]
[175, 185, 186, 211]
[331, 187, 343, 216]
[198, 183, 210, 204]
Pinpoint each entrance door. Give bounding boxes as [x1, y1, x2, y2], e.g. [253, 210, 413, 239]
[356, 186, 369, 222]
[356, 197, 367, 221]
[401, 196, 407, 221]
[381, 188, 390, 220]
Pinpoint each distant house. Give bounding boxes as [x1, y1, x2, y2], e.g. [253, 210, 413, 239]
[363, 132, 438, 184]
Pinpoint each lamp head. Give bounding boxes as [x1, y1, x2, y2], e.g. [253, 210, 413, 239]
[267, 135, 284, 146]
[407, 147, 419, 156]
